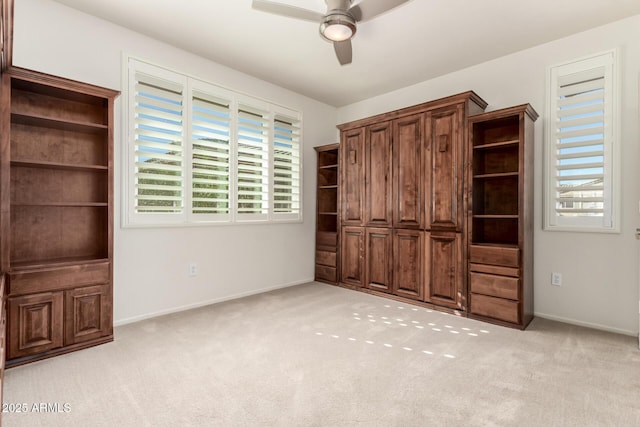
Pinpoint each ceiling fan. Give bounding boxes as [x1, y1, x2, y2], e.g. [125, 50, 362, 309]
[252, 0, 410, 65]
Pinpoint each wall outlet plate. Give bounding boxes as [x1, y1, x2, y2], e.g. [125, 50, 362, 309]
[551, 272, 562, 286]
[189, 263, 198, 277]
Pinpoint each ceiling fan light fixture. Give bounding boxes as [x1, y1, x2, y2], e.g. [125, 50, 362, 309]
[320, 13, 356, 42]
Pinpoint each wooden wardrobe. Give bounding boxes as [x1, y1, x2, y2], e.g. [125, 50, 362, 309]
[317, 91, 538, 329]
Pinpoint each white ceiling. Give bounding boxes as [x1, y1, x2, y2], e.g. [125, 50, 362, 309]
[52, 0, 640, 107]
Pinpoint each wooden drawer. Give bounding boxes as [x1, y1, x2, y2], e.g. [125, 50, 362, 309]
[315, 265, 337, 283]
[469, 263, 519, 277]
[469, 245, 519, 268]
[470, 293, 519, 324]
[469, 272, 519, 300]
[316, 250, 337, 267]
[8, 262, 110, 296]
[316, 232, 338, 249]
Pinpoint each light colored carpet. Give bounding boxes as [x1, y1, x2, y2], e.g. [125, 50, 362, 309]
[3, 282, 640, 426]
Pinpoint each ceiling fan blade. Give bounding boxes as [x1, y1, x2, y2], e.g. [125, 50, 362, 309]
[334, 40, 352, 66]
[252, 0, 324, 23]
[350, 0, 410, 22]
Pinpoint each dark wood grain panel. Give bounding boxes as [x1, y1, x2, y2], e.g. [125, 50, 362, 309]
[393, 229, 423, 300]
[8, 262, 110, 295]
[341, 226, 364, 287]
[469, 244, 519, 267]
[469, 272, 519, 300]
[425, 232, 462, 309]
[316, 231, 338, 248]
[393, 113, 423, 229]
[341, 128, 364, 225]
[64, 284, 112, 345]
[11, 166, 108, 204]
[469, 263, 519, 277]
[427, 104, 463, 231]
[7, 292, 64, 359]
[365, 227, 392, 292]
[11, 84, 107, 125]
[337, 91, 487, 131]
[315, 265, 337, 283]
[11, 122, 108, 166]
[10, 206, 108, 265]
[365, 122, 392, 227]
[470, 293, 519, 324]
[315, 250, 337, 267]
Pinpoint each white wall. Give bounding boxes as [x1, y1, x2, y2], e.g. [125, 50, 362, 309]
[13, 0, 337, 324]
[338, 15, 640, 335]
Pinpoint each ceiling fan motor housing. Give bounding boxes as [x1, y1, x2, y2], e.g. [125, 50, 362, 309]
[319, 12, 357, 41]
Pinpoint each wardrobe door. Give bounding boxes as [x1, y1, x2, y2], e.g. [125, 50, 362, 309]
[426, 104, 464, 231]
[393, 229, 423, 300]
[393, 113, 424, 229]
[365, 228, 392, 293]
[341, 128, 365, 226]
[424, 232, 463, 309]
[365, 122, 392, 227]
[7, 292, 64, 359]
[341, 226, 365, 287]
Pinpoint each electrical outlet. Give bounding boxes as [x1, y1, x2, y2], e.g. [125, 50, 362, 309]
[189, 263, 198, 277]
[551, 272, 562, 286]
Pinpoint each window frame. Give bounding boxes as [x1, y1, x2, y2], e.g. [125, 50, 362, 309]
[544, 49, 620, 233]
[122, 56, 303, 228]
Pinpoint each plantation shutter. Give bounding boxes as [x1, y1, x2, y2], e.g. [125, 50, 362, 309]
[236, 103, 270, 220]
[546, 50, 617, 231]
[191, 88, 232, 219]
[126, 57, 303, 226]
[132, 70, 185, 215]
[272, 111, 301, 218]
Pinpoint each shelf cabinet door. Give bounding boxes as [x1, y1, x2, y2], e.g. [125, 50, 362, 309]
[341, 128, 365, 225]
[393, 229, 423, 300]
[365, 228, 392, 292]
[393, 113, 424, 229]
[365, 122, 392, 227]
[341, 226, 365, 287]
[7, 292, 64, 359]
[426, 104, 464, 231]
[64, 284, 112, 345]
[424, 232, 463, 309]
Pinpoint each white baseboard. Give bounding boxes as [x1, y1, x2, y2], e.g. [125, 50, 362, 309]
[114, 278, 313, 327]
[534, 311, 637, 337]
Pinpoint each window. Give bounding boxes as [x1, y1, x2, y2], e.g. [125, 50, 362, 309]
[544, 49, 619, 232]
[124, 58, 302, 226]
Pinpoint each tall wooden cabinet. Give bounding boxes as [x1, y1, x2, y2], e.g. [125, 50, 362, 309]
[467, 105, 538, 329]
[1, 67, 118, 365]
[335, 92, 488, 310]
[324, 93, 538, 328]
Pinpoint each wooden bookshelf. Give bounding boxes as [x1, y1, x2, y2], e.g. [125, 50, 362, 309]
[1, 67, 118, 366]
[314, 144, 340, 284]
[467, 104, 538, 329]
